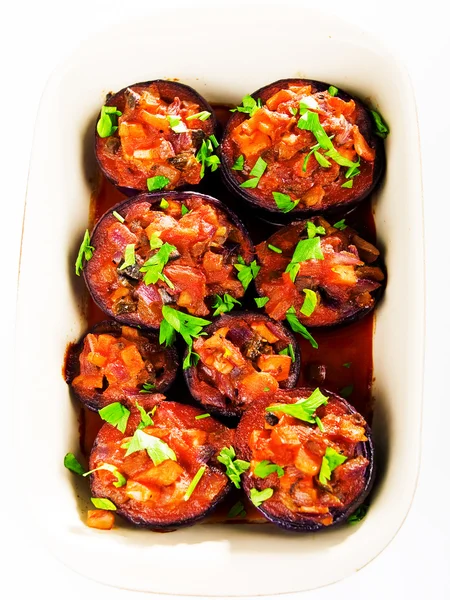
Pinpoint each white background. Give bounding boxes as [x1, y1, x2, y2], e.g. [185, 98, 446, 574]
[3, 0, 449, 598]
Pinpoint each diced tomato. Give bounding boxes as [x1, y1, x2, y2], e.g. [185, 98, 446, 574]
[250, 322, 280, 344]
[135, 460, 184, 487]
[87, 352, 108, 368]
[120, 345, 145, 376]
[87, 509, 115, 530]
[257, 354, 292, 381]
[265, 89, 298, 111]
[238, 371, 279, 401]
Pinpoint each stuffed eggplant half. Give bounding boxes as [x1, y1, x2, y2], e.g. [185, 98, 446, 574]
[185, 312, 300, 418]
[83, 192, 254, 329]
[65, 321, 178, 411]
[235, 387, 374, 531]
[89, 400, 233, 530]
[95, 80, 217, 194]
[221, 79, 384, 220]
[255, 216, 385, 327]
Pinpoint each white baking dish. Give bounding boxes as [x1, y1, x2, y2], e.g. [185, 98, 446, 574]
[15, 6, 424, 595]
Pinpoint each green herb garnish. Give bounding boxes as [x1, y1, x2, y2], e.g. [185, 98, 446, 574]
[186, 110, 211, 121]
[314, 151, 332, 168]
[279, 343, 295, 362]
[250, 487, 273, 507]
[112, 211, 124, 223]
[315, 416, 325, 432]
[64, 453, 84, 475]
[135, 401, 154, 429]
[97, 105, 122, 138]
[75, 230, 94, 276]
[286, 306, 318, 348]
[232, 155, 244, 171]
[272, 191, 299, 213]
[184, 466, 206, 501]
[123, 429, 177, 465]
[345, 160, 361, 179]
[159, 305, 210, 347]
[195, 413, 211, 420]
[234, 256, 260, 290]
[160, 198, 169, 209]
[228, 501, 247, 518]
[328, 85, 339, 97]
[181, 204, 189, 216]
[300, 289, 318, 317]
[98, 402, 130, 434]
[341, 180, 353, 189]
[166, 114, 188, 133]
[319, 447, 347, 485]
[255, 296, 269, 308]
[217, 446, 250, 489]
[231, 95, 263, 117]
[149, 232, 163, 249]
[139, 382, 156, 393]
[370, 110, 389, 138]
[147, 176, 170, 192]
[340, 385, 354, 398]
[306, 221, 326, 239]
[348, 504, 369, 525]
[343, 362, 352, 368]
[333, 219, 347, 230]
[254, 460, 284, 479]
[91, 497, 117, 510]
[83, 463, 126, 488]
[212, 293, 241, 316]
[139, 242, 177, 287]
[289, 106, 298, 116]
[240, 157, 267, 189]
[285, 237, 324, 283]
[196, 136, 221, 177]
[268, 244, 282, 254]
[118, 244, 135, 271]
[266, 387, 328, 424]
[183, 345, 200, 370]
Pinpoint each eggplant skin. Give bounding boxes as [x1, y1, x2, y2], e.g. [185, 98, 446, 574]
[95, 80, 217, 196]
[65, 320, 179, 412]
[220, 78, 385, 223]
[83, 191, 255, 330]
[89, 401, 233, 530]
[235, 387, 375, 532]
[184, 311, 300, 418]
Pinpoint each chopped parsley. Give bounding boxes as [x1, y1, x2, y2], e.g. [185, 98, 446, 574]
[139, 242, 177, 287]
[122, 429, 177, 465]
[234, 256, 260, 290]
[147, 176, 170, 191]
[272, 191, 299, 213]
[240, 157, 267, 189]
[266, 387, 328, 424]
[83, 463, 126, 488]
[341, 180, 353, 189]
[300, 288, 318, 317]
[285, 237, 324, 283]
[195, 413, 211, 420]
[319, 447, 347, 485]
[181, 204, 190, 216]
[75, 229, 94, 276]
[279, 343, 295, 362]
[254, 460, 284, 479]
[340, 384, 354, 398]
[98, 402, 130, 434]
[186, 110, 211, 121]
[118, 244, 135, 271]
[268, 244, 282, 254]
[91, 497, 117, 510]
[250, 487, 273, 507]
[183, 345, 200, 370]
[217, 446, 250, 489]
[289, 106, 299, 116]
[370, 109, 389, 138]
[328, 85, 339, 97]
[64, 453, 85, 475]
[212, 293, 241, 316]
[348, 503, 369, 525]
[254, 296, 269, 308]
[149, 231, 163, 249]
[315, 416, 325, 432]
[160, 198, 169, 209]
[231, 95, 262, 117]
[184, 466, 206, 501]
[112, 211, 124, 223]
[135, 401, 154, 429]
[232, 155, 244, 171]
[139, 382, 156, 393]
[345, 160, 361, 179]
[343, 362, 352, 368]
[159, 305, 210, 347]
[196, 135, 221, 177]
[306, 221, 326, 239]
[286, 306, 318, 348]
[228, 501, 247, 518]
[333, 219, 347, 230]
[314, 151, 332, 168]
[97, 105, 122, 138]
[166, 114, 188, 133]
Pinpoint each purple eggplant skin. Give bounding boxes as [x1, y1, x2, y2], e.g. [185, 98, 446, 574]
[95, 80, 218, 196]
[83, 191, 255, 330]
[220, 78, 385, 225]
[235, 388, 375, 532]
[65, 320, 179, 412]
[184, 311, 301, 419]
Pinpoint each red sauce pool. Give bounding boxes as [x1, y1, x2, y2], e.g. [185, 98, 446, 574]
[76, 103, 376, 525]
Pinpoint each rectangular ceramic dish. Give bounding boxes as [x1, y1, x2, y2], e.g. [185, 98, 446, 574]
[15, 6, 424, 595]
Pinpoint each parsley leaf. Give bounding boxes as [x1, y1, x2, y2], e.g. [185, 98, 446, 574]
[289, 106, 299, 116]
[83, 463, 126, 488]
[370, 109, 389, 138]
[181, 204, 189, 216]
[254, 460, 284, 478]
[64, 453, 84, 475]
[250, 487, 273, 507]
[228, 501, 246, 518]
[279, 343, 295, 362]
[75, 230, 94, 276]
[160, 198, 169, 209]
[166, 115, 188, 133]
[97, 105, 122, 138]
[285, 237, 324, 282]
[185, 111, 211, 121]
[234, 256, 260, 290]
[232, 155, 244, 171]
[160, 305, 211, 347]
[217, 446, 250, 489]
[196, 136, 221, 177]
[343, 362, 352, 368]
[314, 151, 332, 168]
[135, 401, 154, 429]
[272, 191, 299, 213]
[348, 503, 369, 525]
[123, 429, 177, 465]
[268, 244, 282, 254]
[240, 157, 267, 189]
[139, 242, 177, 287]
[118, 244, 135, 271]
[306, 221, 326, 239]
[112, 210, 124, 223]
[315, 416, 325, 432]
[341, 180, 353, 189]
[147, 176, 170, 191]
[254, 296, 269, 308]
[212, 293, 241, 316]
[286, 306, 318, 348]
[98, 402, 130, 434]
[149, 231, 163, 249]
[231, 95, 262, 117]
[139, 382, 156, 393]
[184, 465, 206, 501]
[340, 384, 354, 398]
[333, 219, 347, 230]
[195, 413, 211, 420]
[266, 387, 328, 424]
[300, 288, 318, 317]
[319, 447, 347, 485]
[183, 345, 200, 370]
[328, 85, 339, 97]
[345, 159, 361, 179]
[91, 497, 117, 510]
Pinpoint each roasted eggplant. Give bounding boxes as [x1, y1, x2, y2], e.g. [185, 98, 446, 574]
[65, 321, 178, 411]
[83, 192, 254, 329]
[235, 387, 374, 531]
[185, 312, 300, 418]
[221, 79, 384, 221]
[89, 400, 233, 530]
[255, 216, 385, 327]
[95, 80, 217, 194]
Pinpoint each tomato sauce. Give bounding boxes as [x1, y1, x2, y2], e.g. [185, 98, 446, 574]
[76, 103, 376, 525]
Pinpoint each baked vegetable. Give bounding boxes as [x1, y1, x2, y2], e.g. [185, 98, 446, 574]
[235, 387, 374, 531]
[83, 192, 254, 329]
[255, 216, 385, 327]
[221, 79, 384, 220]
[95, 80, 218, 194]
[185, 312, 300, 418]
[65, 321, 178, 411]
[88, 400, 233, 530]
